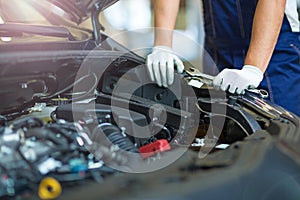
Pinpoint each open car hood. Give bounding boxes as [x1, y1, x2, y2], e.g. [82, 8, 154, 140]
[45, 0, 119, 24]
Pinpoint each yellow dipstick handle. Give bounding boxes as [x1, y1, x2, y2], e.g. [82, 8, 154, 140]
[38, 177, 62, 200]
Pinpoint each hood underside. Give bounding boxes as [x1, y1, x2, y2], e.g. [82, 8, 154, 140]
[45, 0, 119, 24]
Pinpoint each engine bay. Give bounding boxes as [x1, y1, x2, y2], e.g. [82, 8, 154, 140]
[0, 44, 299, 199]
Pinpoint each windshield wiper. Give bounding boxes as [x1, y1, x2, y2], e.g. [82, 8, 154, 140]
[0, 23, 76, 41]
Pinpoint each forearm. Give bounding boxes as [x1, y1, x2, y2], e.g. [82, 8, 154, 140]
[154, 0, 181, 47]
[245, 0, 286, 72]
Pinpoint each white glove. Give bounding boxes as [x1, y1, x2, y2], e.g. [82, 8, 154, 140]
[147, 46, 184, 87]
[213, 65, 264, 94]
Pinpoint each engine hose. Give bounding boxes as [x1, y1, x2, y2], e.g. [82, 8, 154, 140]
[25, 127, 66, 146]
[47, 125, 75, 143]
[12, 116, 44, 130]
[0, 115, 8, 127]
[94, 123, 139, 153]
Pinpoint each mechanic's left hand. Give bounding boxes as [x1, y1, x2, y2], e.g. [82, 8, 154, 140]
[213, 65, 264, 94]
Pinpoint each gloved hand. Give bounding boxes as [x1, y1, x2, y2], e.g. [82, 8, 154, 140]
[213, 65, 264, 94]
[147, 46, 184, 87]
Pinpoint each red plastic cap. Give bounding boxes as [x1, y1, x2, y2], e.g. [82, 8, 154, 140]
[139, 139, 171, 159]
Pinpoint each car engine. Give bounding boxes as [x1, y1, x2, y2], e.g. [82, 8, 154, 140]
[0, 43, 299, 199]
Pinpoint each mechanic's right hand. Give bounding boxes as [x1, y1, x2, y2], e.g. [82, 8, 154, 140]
[147, 45, 184, 87]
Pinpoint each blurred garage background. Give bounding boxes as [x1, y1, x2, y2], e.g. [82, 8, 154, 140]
[98, 0, 205, 70]
[96, 0, 300, 72]
[2, 0, 299, 71]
